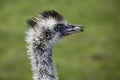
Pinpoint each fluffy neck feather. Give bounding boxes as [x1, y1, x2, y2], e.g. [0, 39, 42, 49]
[26, 36, 58, 80]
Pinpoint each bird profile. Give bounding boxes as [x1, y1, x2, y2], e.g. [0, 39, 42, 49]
[25, 10, 84, 80]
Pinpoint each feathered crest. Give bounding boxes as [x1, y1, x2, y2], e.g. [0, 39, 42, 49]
[27, 10, 64, 28]
[40, 10, 63, 21]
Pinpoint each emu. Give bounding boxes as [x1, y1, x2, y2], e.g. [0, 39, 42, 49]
[25, 10, 84, 80]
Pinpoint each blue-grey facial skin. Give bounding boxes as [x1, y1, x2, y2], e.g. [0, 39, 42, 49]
[54, 23, 84, 37]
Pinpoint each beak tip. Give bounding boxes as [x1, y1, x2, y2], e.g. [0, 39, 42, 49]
[81, 29, 84, 32]
[76, 25, 84, 32]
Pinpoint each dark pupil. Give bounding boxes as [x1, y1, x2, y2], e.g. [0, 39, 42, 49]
[45, 32, 51, 40]
[56, 27, 60, 30]
[54, 24, 63, 32]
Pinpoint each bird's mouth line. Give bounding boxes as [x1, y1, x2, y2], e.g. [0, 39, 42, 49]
[60, 24, 84, 37]
[67, 29, 84, 33]
[62, 28, 84, 36]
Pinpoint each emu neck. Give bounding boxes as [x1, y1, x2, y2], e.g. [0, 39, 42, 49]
[29, 44, 58, 80]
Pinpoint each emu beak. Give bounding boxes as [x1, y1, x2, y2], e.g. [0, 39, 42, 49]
[62, 24, 84, 36]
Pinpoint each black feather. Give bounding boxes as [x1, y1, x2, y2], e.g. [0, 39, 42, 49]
[41, 10, 63, 21]
[27, 19, 37, 27]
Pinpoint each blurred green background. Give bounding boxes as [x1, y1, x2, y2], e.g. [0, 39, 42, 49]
[0, 0, 120, 80]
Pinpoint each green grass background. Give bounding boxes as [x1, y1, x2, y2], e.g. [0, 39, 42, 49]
[0, 0, 120, 80]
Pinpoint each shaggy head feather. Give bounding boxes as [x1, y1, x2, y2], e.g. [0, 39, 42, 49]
[25, 10, 84, 80]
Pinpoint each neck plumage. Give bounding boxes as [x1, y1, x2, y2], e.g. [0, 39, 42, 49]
[27, 42, 58, 80]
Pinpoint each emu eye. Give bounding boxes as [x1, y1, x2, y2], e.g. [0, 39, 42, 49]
[54, 24, 63, 32]
[45, 31, 51, 40]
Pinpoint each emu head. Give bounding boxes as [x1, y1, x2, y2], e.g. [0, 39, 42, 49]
[26, 10, 84, 46]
